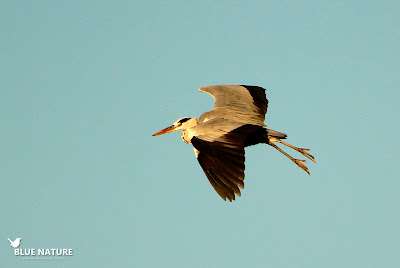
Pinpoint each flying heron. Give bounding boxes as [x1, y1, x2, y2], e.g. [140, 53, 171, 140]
[153, 85, 316, 201]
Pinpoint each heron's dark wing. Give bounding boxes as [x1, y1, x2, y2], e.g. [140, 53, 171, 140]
[190, 118, 263, 201]
[199, 85, 268, 125]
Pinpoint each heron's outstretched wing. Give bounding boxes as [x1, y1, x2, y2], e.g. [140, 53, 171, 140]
[190, 118, 264, 201]
[199, 85, 268, 126]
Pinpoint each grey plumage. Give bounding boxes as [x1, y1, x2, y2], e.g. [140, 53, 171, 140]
[153, 85, 316, 201]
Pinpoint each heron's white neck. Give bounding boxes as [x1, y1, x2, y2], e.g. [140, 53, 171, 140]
[180, 118, 198, 144]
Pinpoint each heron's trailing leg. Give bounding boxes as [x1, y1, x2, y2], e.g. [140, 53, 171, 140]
[277, 140, 316, 163]
[269, 141, 310, 175]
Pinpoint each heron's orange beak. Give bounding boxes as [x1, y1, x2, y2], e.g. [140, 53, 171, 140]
[152, 125, 177, 136]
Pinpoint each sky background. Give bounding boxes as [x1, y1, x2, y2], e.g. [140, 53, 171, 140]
[1, 1, 399, 267]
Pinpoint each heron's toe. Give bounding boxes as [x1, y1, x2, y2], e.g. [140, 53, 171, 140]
[299, 149, 316, 163]
[294, 159, 310, 175]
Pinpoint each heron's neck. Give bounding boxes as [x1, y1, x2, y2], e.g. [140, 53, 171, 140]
[180, 118, 198, 144]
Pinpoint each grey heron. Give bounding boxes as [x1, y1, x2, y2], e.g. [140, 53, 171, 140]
[153, 85, 316, 201]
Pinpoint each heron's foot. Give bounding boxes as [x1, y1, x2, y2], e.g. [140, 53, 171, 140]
[294, 159, 310, 175]
[298, 148, 317, 163]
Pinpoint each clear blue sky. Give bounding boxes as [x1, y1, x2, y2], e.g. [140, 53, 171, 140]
[1, 1, 399, 267]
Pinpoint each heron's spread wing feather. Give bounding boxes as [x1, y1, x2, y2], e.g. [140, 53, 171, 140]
[192, 137, 244, 201]
[199, 85, 268, 125]
[191, 118, 264, 201]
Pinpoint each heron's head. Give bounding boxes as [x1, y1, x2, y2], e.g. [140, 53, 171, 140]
[152, 117, 194, 136]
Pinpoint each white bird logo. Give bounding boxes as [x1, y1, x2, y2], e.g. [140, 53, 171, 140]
[8, 238, 22, 248]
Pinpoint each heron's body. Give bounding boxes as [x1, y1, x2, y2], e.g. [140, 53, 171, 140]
[153, 85, 316, 201]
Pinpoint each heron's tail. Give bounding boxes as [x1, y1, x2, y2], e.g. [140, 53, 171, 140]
[266, 128, 287, 139]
